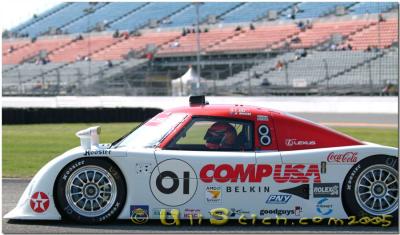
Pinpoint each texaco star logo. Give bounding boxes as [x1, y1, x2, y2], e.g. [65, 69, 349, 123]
[30, 192, 50, 213]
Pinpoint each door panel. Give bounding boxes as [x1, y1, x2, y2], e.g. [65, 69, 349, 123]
[279, 147, 352, 218]
[153, 150, 256, 217]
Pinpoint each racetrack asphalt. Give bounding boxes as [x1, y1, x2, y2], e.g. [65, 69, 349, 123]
[2, 179, 398, 234]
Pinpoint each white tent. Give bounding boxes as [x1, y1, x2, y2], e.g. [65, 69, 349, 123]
[171, 67, 207, 96]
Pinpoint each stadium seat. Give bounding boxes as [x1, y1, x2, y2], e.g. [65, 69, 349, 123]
[48, 35, 120, 62]
[289, 19, 376, 49]
[218, 52, 296, 87]
[62, 3, 146, 34]
[343, 18, 398, 50]
[348, 2, 398, 15]
[3, 36, 74, 64]
[163, 2, 241, 28]
[17, 3, 108, 37]
[11, 3, 70, 34]
[2, 38, 31, 56]
[208, 24, 299, 52]
[9, 2, 399, 37]
[109, 3, 189, 31]
[250, 51, 381, 87]
[280, 2, 355, 20]
[3, 2, 399, 96]
[157, 27, 242, 55]
[221, 2, 294, 23]
[330, 48, 398, 86]
[91, 31, 181, 60]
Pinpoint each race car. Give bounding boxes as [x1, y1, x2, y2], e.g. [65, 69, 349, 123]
[5, 96, 398, 224]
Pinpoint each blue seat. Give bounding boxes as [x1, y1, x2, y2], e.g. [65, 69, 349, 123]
[11, 3, 70, 33]
[281, 2, 355, 19]
[62, 3, 146, 34]
[349, 2, 397, 15]
[222, 2, 294, 23]
[163, 2, 241, 28]
[19, 2, 107, 37]
[109, 3, 189, 31]
[11, 2, 399, 35]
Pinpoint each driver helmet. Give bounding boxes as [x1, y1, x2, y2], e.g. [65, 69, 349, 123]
[204, 122, 237, 150]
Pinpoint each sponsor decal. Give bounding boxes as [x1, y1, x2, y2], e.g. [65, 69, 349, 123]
[257, 115, 269, 121]
[266, 194, 292, 204]
[258, 125, 271, 146]
[230, 208, 250, 217]
[279, 184, 310, 200]
[313, 183, 340, 198]
[316, 198, 333, 215]
[346, 164, 361, 190]
[226, 185, 270, 193]
[205, 186, 222, 204]
[150, 159, 198, 207]
[260, 206, 303, 216]
[200, 164, 321, 183]
[136, 162, 153, 174]
[130, 205, 149, 224]
[83, 149, 111, 156]
[327, 152, 358, 163]
[184, 209, 201, 219]
[30, 192, 50, 213]
[230, 107, 251, 116]
[152, 208, 174, 219]
[321, 161, 326, 174]
[285, 139, 316, 146]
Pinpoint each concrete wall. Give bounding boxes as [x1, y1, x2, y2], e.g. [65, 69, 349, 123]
[3, 96, 397, 114]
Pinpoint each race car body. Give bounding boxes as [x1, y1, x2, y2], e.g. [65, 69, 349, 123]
[5, 96, 398, 224]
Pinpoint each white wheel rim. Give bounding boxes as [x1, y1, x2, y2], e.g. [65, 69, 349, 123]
[355, 164, 398, 215]
[65, 165, 117, 217]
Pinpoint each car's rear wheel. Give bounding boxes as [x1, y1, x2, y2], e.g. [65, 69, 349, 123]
[342, 155, 398, 220]
[55, 158, 126, 224]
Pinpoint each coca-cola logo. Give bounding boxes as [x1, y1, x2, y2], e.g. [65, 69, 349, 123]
[327, 152, 358, 163]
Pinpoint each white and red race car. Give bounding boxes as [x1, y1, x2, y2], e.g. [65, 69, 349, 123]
[5, 96, 398, 224]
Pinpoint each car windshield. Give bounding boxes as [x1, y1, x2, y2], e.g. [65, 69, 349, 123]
[115, 112, 187, 149]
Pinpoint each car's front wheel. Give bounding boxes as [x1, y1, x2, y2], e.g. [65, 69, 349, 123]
[54, 158, 126, 224]
[342, 155, 398, 220]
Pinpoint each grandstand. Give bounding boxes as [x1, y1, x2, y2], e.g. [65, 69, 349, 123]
[2, 2, 398, 96]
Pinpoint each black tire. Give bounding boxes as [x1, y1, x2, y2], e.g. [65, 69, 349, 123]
[54, 158, 126, 224]
[342, 155, 398, 220]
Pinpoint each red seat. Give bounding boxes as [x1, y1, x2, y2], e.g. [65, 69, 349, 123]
[3, 36, 72, 64]
[343, 18, 398, 50]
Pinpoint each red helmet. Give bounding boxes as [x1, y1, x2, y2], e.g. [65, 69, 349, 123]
[204, 122, 237, 150]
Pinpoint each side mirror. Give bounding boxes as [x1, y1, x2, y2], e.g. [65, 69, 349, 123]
[76, 126, 101, 149]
